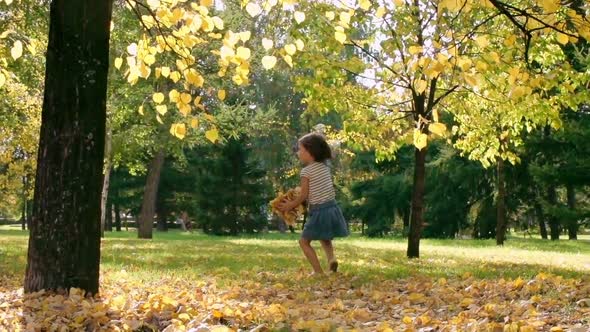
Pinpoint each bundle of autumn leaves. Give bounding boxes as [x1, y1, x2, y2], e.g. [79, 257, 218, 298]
[269, 187, 305, 226]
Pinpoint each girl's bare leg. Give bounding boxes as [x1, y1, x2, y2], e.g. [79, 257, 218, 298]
[320, 240, 338, 272]
[299, 238, 324, 274]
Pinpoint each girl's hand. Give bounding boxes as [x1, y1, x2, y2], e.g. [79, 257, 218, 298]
[278, 200, 294, 212]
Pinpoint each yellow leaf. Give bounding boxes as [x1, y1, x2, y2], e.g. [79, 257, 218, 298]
[415, 79, 427, 94]
[408, 45, 423, 55]
[236, 46, 251, 60]
[262, 38, 274, 50]
[180, 93, 192, 104]
[325, 11, 335, 20]
[540, 0, 559, 12]
[169, 89, 180, 103]
[11, 40, 23, 60]
[114, 57, 123, 70]
[335, 27, 347, 44]
[218, 89, 226, 101]
[144, 54, 156, 65]
[262, 55, 277, 70]
[376, 6, 386, 18]
[152, 92, 165, 104]
[156, 105, 167, 115]
[239, 31, 251, 42]
[295, 39, 304, 51]
[556, 33, 569, 45]
[294, 11, 305, 24]
[428, 122, 447, 136]
[208, 16, 222, 30]
[200, 0, 213, 7]
[463, 73, 478, 87]
[475, 35, 489, 48]
[161, 66, 170, 77]
[156, 114, 163, 124]
[127, 43, 138, 56]
[402, 316, 413, 324]
[284, 44, 297, 55]
[433, 109, 439, 123]
[283, 54, 293, 68]
[170, 123, 186, 139]
[138, 105, 144, 115]
[170, 71, 181, 83]
[5, 0, 13, 4]
[413, 130, 427, 150]
[147, 0, 160, 9]
[178, 312, 191, 321]
[359, 0, 371, 10]
[246, 2, 262, 17]
[191, 118, 199, 128]
[206, 128, 220, 143]
[339, 12, 351, 26]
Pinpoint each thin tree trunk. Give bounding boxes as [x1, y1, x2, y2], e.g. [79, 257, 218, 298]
[100, 127, 113, 237]
[495, 157, 507, 245]
[105, 203, 113, 232]
[25, 0, 114, 295]
[566, 184, 577, 240]
[138, 150, 165, 239]
[21, 176, 27, 230]
[535, 202, 548, 239]
[407, 146, 427, 258]
[114, 201, 121, 232]
[547, 185, 560, 241]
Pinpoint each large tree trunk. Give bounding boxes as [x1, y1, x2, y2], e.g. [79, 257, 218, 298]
[25, 0, 113, 295]
[407, 146, 427, 258]
[100, 127, 113, 237]
[495, 157, 507, 245]
[534, 202, 548, 239]
[105, 203, 113, 232]
[547, 185, 560, 241]
[566, 184, 577, 240]
[138, 150, 165, 239]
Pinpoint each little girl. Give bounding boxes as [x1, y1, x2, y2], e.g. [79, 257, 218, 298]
[279, 133, 349, 275]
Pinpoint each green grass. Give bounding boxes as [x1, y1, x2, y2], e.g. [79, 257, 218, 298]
[1, 224, 589, 289]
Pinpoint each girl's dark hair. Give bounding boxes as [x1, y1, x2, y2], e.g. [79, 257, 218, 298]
[298, 133, 332, 162]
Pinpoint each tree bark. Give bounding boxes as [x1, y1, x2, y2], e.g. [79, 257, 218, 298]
[21, 176, 27, 231]
[534, 202, 548, 239]
[495, 157, 507, 245]
[407, 146, 427, 258]
[114, 201, 121, 232]
[547, 185, 560, 241]
[566, 184, 577, 240]
[138, 150, 165, 239]
[25, 0, 114, 295]
[105, 203, 113, 232]
[156, 200, 168, 232]
[100, 127, 113, 237]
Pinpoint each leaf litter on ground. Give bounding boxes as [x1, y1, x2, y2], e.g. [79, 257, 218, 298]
[1, 269, 589, 331]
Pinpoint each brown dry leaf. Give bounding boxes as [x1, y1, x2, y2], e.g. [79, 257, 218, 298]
[269, 187, 305, 226]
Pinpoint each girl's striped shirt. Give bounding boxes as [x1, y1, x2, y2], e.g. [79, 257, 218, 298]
[301, 162, 336, 205]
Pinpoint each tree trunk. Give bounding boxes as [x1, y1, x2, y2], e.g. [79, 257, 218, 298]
[105, 203, 113, 232]
[21, 176, 27, 230]
[495, 157, 507, 245]
[156, 200, 168, 232]
[25, 0, 113, 295]
[535, 202, 548, 239]
[566, 184, 577, 240]
[547, 185, 560, 241]
[114, 201, 121, 232]
[100, 127, 113, 237]
[407, 146, 427, 258]
[138, 150, 165, 239]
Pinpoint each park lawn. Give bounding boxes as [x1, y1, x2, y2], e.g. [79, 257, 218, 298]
[1, 225, 589, 331]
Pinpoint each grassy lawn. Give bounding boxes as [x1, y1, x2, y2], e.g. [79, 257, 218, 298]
[1, 225, 589, 331]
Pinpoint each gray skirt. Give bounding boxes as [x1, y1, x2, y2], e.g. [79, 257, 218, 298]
[302, 200, 349, 240]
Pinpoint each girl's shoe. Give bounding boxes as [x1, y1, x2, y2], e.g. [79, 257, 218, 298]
[329, 260, 338, 273]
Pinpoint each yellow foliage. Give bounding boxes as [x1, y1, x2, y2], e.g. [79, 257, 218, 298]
[269, 187, 305, 226]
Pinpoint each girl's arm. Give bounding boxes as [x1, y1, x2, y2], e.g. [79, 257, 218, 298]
[279, 176, 309, 211]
